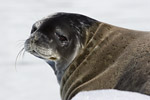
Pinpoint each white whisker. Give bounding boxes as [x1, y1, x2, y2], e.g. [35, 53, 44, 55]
[15, 48, 25, 72]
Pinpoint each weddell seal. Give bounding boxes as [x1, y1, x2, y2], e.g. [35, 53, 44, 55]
[24, 12, 150, 100]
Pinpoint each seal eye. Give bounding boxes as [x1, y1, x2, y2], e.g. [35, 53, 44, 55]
[55, 32, 68, 42]
[58, 35, 68, 42]
[55, 32, 69, 46]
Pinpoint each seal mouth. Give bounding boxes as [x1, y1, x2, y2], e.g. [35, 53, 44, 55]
[49, 57, 57, 60]
[30, 49, 59, 62]
[35, 47, 60, 60]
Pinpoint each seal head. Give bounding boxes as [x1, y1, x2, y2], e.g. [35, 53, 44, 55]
[24, 12, 97, 83]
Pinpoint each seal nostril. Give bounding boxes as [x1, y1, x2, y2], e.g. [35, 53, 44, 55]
[31, 26, 37, 34]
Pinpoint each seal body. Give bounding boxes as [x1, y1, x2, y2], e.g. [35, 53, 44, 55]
[61, 23, 150, 100]
[24, 12, 150, 100]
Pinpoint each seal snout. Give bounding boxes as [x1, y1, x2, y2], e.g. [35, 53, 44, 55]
[24, 32, 60, 60]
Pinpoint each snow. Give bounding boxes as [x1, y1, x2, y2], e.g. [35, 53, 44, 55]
[72, 89, 150, 100]
[0, 0, 150, 100]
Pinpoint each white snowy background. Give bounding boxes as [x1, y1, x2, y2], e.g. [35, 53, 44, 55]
[0, 0, 150, 100]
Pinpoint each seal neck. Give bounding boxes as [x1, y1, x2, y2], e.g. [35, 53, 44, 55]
[54, 22, 100, 83]
[60, 22, 112, 99]
[60, 22, 101, 82]
[60, 22, 102, 81]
